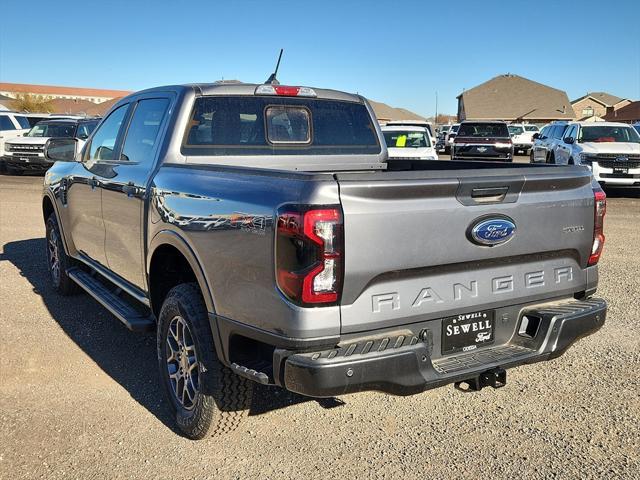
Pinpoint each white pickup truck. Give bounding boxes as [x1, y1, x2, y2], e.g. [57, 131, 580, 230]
[382, 125, 438, 160]
[508, 124, 540, 155]
[554, 121, 640, 188]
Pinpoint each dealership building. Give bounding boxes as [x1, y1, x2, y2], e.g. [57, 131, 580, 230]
[0, 82, 131, 105]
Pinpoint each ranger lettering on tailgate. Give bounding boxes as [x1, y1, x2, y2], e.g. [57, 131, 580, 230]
[372, 266, 574, 313]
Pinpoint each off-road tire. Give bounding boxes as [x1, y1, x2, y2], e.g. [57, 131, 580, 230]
[157, 283, 253, 440]
[45, 213, 79, 295]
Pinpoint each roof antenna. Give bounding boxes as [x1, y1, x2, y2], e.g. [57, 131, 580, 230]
[265, 49, 284, 85]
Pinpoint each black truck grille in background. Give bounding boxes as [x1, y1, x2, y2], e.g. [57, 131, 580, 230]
[8, 144, 44, 153]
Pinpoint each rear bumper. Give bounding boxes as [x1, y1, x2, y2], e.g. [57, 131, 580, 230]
[282, 298, 606, 397]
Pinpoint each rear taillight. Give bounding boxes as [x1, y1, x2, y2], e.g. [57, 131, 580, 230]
[588, 189, 606, 266]
[276, 207, 343, 306]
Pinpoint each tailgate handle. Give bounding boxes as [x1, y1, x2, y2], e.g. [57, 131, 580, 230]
[471, 186, 509, 203]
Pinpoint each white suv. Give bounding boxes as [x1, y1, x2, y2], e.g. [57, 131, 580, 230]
[382, 125, 438, 160]
[555, 121, 640, 187]
[0, 111, 31, 156]
[4, 117, 99, 174]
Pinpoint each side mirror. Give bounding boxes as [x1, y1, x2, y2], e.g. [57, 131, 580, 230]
[45, 137, 78, 162]
[532, 133, 540, 140]
[563, 136, 575, 144]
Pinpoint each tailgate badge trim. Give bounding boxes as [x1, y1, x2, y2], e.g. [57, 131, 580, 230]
[469, 216, 516, 246]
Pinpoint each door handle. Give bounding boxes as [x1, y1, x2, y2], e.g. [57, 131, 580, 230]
[471, 186, 509, 203]
[90, 177, 98, 189]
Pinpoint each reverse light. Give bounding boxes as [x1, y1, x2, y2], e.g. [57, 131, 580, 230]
[255, 85, 317, 97]
[276, 207, 343, 306]
[588, 189, 606, 266]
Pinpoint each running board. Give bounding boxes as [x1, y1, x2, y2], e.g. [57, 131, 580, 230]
[67, 268, 155, 332]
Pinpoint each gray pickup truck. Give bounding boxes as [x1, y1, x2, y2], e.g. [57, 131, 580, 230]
[42, 82, 607, 439]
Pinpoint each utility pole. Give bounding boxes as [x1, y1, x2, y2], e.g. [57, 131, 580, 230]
[435, 91, 438, 125]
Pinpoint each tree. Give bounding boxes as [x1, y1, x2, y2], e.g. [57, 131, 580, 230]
[435, 114, 457, 124]
[10, 93, 54, 113]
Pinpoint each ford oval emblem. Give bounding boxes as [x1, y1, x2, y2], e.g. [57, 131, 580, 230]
[469, 216, 516, 246]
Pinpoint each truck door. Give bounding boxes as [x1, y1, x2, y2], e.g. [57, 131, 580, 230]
[99, 96, 171, 290]
[66, 104, 130, 267]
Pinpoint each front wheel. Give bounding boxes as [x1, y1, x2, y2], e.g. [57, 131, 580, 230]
[45, 214, 79, 295]
[157, 283, 253, 440]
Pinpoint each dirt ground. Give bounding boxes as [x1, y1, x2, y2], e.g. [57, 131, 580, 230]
[1, 164, 639, 479]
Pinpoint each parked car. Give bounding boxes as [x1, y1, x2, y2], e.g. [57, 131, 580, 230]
[437, 124, 451, 138]
[382, 125, 438, 160]
[530, 124, 550, 162]
[530, 121, 568, 164]
[553, 122, 640, 187]
[3, 117, 99, 174]
[632, 123, 640, 135]
[508, 123, 539, 155]
[0, 111, 31, 171]
[42, 82, 606, 439]
[451, 121, 513, 161]
[436, 125, 451, 152]
[444, 123, 460, 154]
[385, 120, 436, 145]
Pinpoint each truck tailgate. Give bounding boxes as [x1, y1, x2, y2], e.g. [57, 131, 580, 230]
[336, 166, 597, 333]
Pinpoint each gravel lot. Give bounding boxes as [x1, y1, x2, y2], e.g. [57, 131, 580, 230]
[1, 162, 639, 479]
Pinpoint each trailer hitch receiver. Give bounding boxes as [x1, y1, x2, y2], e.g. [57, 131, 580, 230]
[455, 367, 507, 392]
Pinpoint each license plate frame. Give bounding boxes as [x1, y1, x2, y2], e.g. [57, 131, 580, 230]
[20, 157, 30, 162]
[441, 310, 495, 355]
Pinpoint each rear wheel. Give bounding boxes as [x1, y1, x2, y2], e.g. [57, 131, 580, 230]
[45, 214, 79, 295]
[157, 283, 253, 440]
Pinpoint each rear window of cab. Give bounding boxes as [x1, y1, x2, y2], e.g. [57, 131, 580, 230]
[458, 123, 510, 138]
[182, 96, 380, 156]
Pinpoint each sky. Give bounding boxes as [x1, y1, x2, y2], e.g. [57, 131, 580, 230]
[1, 0, 639, 117]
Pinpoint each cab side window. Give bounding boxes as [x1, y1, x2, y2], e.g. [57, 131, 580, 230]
[77, 121, 99, 140]
[0, 115, 16, 131]
[539, 126, 549, 139]
[564, 125, 577, 141]
[86, 105, 129, 161]
[119, 98, 170, 166]
[554, 125, 567, 139]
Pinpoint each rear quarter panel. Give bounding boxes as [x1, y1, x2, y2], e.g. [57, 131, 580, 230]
[148, 165, 342, 338]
